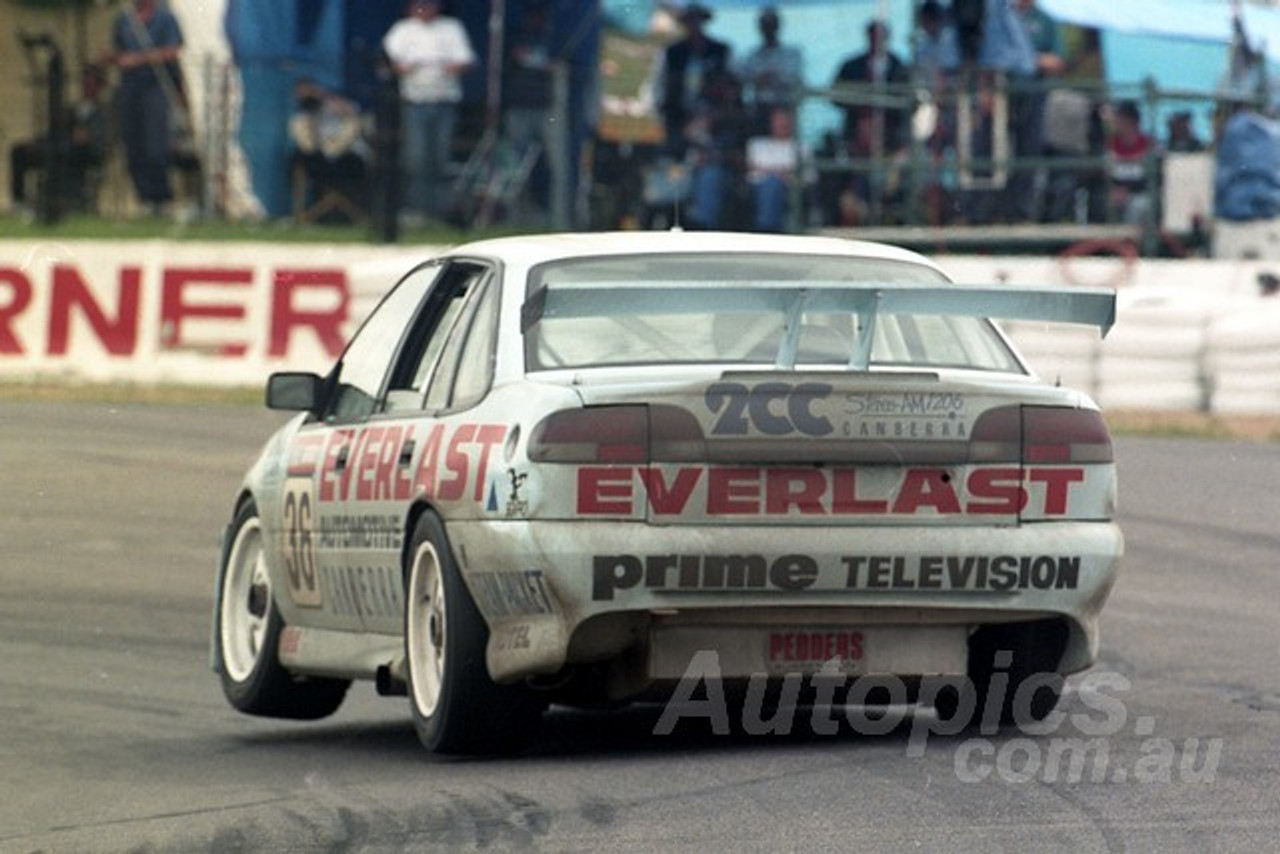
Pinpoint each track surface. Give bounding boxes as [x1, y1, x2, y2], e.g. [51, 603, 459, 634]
[2, 400, 1278, 853]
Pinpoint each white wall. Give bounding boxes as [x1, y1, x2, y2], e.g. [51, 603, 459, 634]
[3, 240, 1278, 413]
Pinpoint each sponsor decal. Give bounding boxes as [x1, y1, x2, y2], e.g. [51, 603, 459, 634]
[769, 630, 864, 675]
[503, 469, 530, 518]
[315, 513, 402, 551]
[281, 477, 321, 606]
[319, 564, 402, 620]
[577, 465, 1084, 517]
[471, 570, 556, 618]
[286, 422, 507, 507]
[591, 552, 1081, 600]
[705, 382, 969, 439]
[494, 623, 533, 652]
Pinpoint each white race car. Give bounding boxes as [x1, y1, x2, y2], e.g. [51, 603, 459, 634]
[212, 231, 1122, 754]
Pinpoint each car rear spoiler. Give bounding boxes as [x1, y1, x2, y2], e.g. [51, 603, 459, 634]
[524, 281, 1115, 369]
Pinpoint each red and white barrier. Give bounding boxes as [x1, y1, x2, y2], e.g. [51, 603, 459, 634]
[2, 241, 1279, 414]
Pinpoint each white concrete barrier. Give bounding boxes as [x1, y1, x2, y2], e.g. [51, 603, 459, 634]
[2, 241, 1278, 415]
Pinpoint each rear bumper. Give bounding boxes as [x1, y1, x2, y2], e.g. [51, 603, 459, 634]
[448, 519, 1122, 683]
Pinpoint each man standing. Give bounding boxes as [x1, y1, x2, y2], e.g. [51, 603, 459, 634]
[658, 4, 732, 159]
[107, 0, 184, 217]
[383, 0, 475, 222]
[832, 20, 910, 154]
[736, 7, 804, 136]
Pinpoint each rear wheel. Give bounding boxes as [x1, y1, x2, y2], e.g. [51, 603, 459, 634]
[404, 511, 543, 754]
[217, 501, 348, 719]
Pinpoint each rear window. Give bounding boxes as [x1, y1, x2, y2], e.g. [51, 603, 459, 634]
[524, 253, 1023, 374]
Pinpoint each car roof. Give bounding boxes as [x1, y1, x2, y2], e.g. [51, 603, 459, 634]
[432, 231, 945, 273]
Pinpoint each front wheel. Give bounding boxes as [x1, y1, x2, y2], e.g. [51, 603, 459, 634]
[216, 500, 348, 720]
[404, 511, 544, 754]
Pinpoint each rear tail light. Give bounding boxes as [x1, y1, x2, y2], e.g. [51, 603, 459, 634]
[528, 406, 648, 463]
[528, 405, 706, 463]
[1023, 407, 1113, 463]
[970, 405, 1113, 464]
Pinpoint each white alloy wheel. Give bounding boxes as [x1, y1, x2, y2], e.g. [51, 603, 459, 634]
[407, 539, 447, 719]
[220, 515, 271, 683]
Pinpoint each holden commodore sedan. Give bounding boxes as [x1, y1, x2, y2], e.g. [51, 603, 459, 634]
[212, 231, 1121, 754]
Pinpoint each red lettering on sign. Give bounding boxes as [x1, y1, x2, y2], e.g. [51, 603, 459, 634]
[573, 464, 1094, 518]
[319, 429, 354, 502]
[638, 467, 701, 515]
[1028, 467, 1085, 515]
[161, 268, 252, 355]
[766, 468, 827, 515]
[355, 426, 385, 501]
[578, 467, 634, 515]
[469, 424, 507, 501]
[393, 425, 415, 501]
[0, 268, 33, 354]
[412, 424, 445, 499]
[830, 469, 889, 514]
[966, 467, 1027, 514]
[437, 424, 476, 501]
[373, 425, 402, 501]
[893, 469, 962, 514]
[269, 270, 349, 358]
[47, 266, 140, 355]
[707, 468, 759, 515]
[339, 427, 370, 501]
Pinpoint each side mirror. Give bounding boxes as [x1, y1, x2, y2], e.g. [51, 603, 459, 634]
[265, 372, 324, 412]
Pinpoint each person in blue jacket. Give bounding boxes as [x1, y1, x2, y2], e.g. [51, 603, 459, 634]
[1214, 96, 1280, 222]
[105, 0, 185, 216]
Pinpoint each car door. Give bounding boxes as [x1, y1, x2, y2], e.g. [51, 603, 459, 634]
[351, 260, 502, 636]
[276, 259, 499, 635]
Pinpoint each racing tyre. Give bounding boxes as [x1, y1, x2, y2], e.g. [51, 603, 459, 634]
[216, 501, 349, 719]
[936, 619, 1067, 729]
[404, 511, 544, 754]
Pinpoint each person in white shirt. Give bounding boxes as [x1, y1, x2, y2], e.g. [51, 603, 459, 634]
[382, 0, 475, 219]
[745, 106, 800, 231]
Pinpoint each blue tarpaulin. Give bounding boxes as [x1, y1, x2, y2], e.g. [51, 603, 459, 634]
[1039, 0, 1280, 63]
[224, 0, 599, 218]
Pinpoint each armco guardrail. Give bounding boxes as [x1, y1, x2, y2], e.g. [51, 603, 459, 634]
[949, 256, 1280, 416]
[2, 241, 1278, 414]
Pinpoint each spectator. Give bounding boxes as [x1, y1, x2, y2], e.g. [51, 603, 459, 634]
[915, 1, 960, 88]
[1213, 96, 1280, 223]
[383, 0, 476, 223]
[105, 0, 184, 217]
[1040, 25, 1106, 223]
[682, 67, 752, 229]
[827, 20, 910, 225]
[832, 20, 910, 154]
[288, 79, 370, 221]
[657, 3, 732, 159]
[501, 0, 569, 227]
[10, 64, 109, 218]
[735, 7, 804, 136]
[745, 106, 800, 232]
[1165, 111, 1205, 153]
[914, 1, 961, 224]
[1106, 99, 1153, 225]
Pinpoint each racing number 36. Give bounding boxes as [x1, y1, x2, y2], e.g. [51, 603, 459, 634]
[281, 479, 322, 607]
